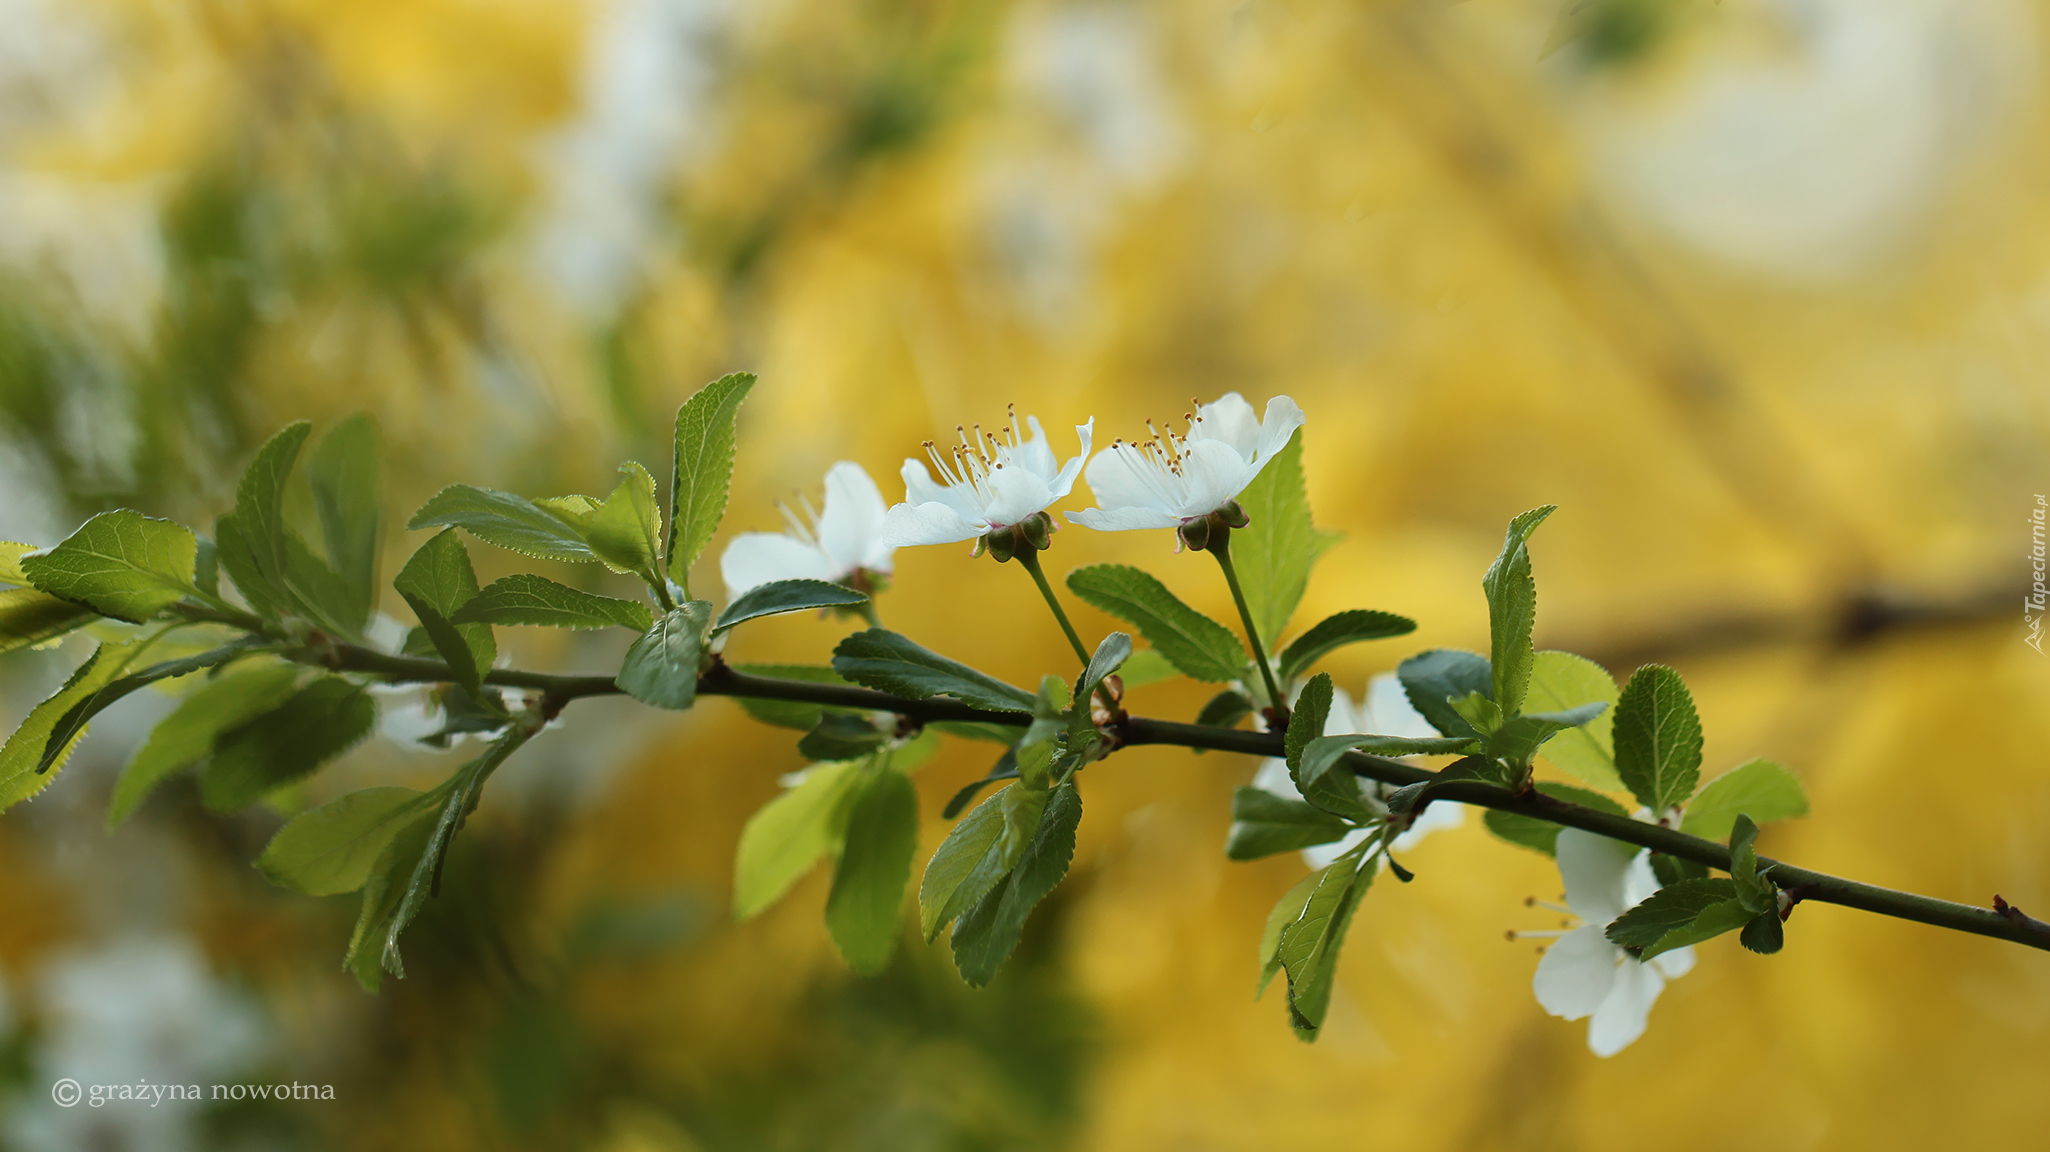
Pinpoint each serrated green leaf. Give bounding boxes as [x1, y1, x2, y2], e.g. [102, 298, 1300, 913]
[1117, 646, 1179, 689]
[200, 677, 375, 810]
[1194, 689, 1253, 731]
[258, 785, 445, 897]
[0, 541, 33, 585]
[1396, 649, 1492, 739]
[1065, 565, 1245, 683]
[1482, 505, 1555, 715]
[798, 713, 887, 762]
[1727, 813, 1776, 915]
[451, 573, 652, 631]
[109, 663, 303, 826]
[918, 783, 1046, 940]
[1526, 650, 1623, 790]
[1679, 758, 1808, 842]
[21, 510, 198, 623]
[950, 781, 1081, 987]
[281, 531, 362, 638]
[1740, 909, 1785, 954]
[346, 815, 436, 993]
[0, 641, 141, 811]
[1605, 876, 1749, 960]
[831, 628, 1035, 713]
[617, 601, 713, 709]
[1276, 609, 1417, 684]
[1226, 787, 1353, 861]
[734, 759, 866, 919]
[1258, 868, 1324, 998]
[1078, 631, 1131, 704]
[1285, 675, 1371, 821]
[1612, 664, 1703, 813]
[714, 578, 869, 634]
[586, 461, 664, 579]
[1485, 702, 1607, 769]
[727, 662, 866, 731]
[394, 529, 494, 696]
[825, 766, 920, 975]
[1297, 733, 1481, 796]
[234, 421, 312, 592]
[0, 588, 98, 655]
[1481, 783, 1628, 856]
[39, 638, 264, 774]
[667, 372, 756, 589]
[214, 513, 285, 619]
[1233, 430, 1329, 644]
[1279, 848, 1374, 1040]
[408, 484, 600, 563]
[307, 414, 382, 629]
[1449, 691, 1504, 737]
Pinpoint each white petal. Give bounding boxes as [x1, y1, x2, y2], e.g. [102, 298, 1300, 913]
[1364, 672, 1439, 739]
[1323, 685, 1361, 736]
[1012, 414, 1060, 479]
[1250, 394, 1307, 468]
[880, 502, 985, 547]
[720, 533, 833, 597]
[1555, 829, 1640, 925]
[1302, 826, 1372, 872]
[1048, 418, 1094, 500]
[1066, 505, 1183, 532]
[1532, 925, 1618, 1021]
[1649, 944, 1696, 980]
[1621, 851, 1664, 908]
[817, 461, 891, 575]
[1192, 392, 1261, 458]
[1174, 438, 1257, 515]
[1251, 758, 1300, 798]
[980, 464, 1056, 527]
[1081, 441, 1179, 517]
[1586, 958, 1666, 1056]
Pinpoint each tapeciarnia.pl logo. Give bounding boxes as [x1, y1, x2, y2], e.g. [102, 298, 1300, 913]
[2028, 494, 2046, 656]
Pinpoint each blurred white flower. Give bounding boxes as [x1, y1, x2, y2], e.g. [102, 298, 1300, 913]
[1530, 829, 1695, 1057]
[1067, 393, 1303, 532]
[881, 409, 1093, 547]
[720, 461, 895, 597]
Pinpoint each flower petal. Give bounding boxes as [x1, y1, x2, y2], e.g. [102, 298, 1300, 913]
[1079, 441, 1179, 519]
[1555, 829, 1640, 925]
[880, 502, 985, 547]
[1174, 437, 1257, 516]
[1648, 944, 1696, 980]
[1364, 672, 1439, 739]
[1302, 826, 1373, 871]
[1251, 758, 1300, 798]
[1048, 418, 1094, 500]
[1251, 394, 1306, 467]
[981, 464, 1056, 528]
[818, 461, 892, 575]
[1192, 392, 1261, 458]
[1012, 414, 1060, 480]
[1533, 924, 1618, 1021]
[1391, 800, 1464, 853]
[1066, 505, 1183, 532]
[1586, 957, 1665, 1056]
[720, 532, 833, 597]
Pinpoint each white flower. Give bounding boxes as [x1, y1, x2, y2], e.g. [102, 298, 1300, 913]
[881, 409, 1093, 547]
[721, 461, 895, 597]
[1067, 392, 1305, 532]
[1531, 829, 1696, 1057]
[1250, 673, 1466, 870]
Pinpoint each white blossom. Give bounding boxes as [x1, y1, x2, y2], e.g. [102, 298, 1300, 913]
[720, 461, 895, 597]
[881, 409, 1093, 547]
[1067, 392, 1304, 532]
[1530, 829, 1696, 1057]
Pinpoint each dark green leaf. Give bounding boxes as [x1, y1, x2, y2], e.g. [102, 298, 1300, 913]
[1226, 787, 1353, 861]
[1194, 689, 1253, 732]
[1481, 504, 1555, 715]
[1740, 909, 1785, 954]
[1396, 649, 1492, 739]
[307, 414, 382, 629]
[39, 638, 264, 774]
[918, 783, 1046, 941]
[0, 588, 98, 655]
[1679, 758, 1808, 842]
[109, 663, 303, 826]
[1485, 702, 1607, 768]
[734, 759, 865, 918]
[942, 747, 1020, 819]
[451, 573, 653, 631]
[727, 663, 864, 731]
[1284, 674, 1370, 820]
[1481, 783, 1628, 855]
[617, 601, 714, 709]
[1065, 565, 1245, 683]
[21, 510, 198, 622]
[1297, 733, 1482, 797]
[832, 628, 1035, 713]
[1232, 430, 1335, 644]
[714, 578, 869, 633]
[1280, 849, 1374, 1040]
[201, 677, 375, 810]
[1078, 631, 1131, 704]
[798, 713, 887, 762]
[394, 529, 494, 695]
[1728, 813, 1776, 915]
[1650, 853, 1711, 886]
[1612, 664, 1704, 813]
[950, 782, 1081, 987]
[1276, 609, 1417, 684]
[233, 421, 312, 592]
[214, 513, 286, 619]
[258, 785, 444, 897]
[585, 461, 664, 578]
[826, 766, 920, 975]
[1606, 876, 1751, 961]
[927, 719, 1027, 745]
[667, 372, 756, 586]
[281, 531, 362, 638]
[408, 484, 599, 563]
[0, 641, 141, 811]
[1525, 650, 1623, 790]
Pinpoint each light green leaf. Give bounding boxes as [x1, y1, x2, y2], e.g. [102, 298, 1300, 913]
[1449, 691, 1504, 738]
[1117, 647, 1179, 689]
[1279, 848, 1374, 1040]
[1728, 813, 1773, 915]
[213, 513, 286, 620]
[346, 816, 436, 992]
[831, 628, 1036, 712]
[109, 663, 304, 826]
[586, 461, 664, 578]
[918, 782, 1047, 941]
[1226, 787, 1353, 861]
[1276, 609, 1417, 684]
[1481, 505, 1555, 715]
[1065, 565, 1245, 683]
[0, 588, 99, 655]
[1232, 430, 1333, 644]
[1612, 664, 1704, 813]
[950, 782, 1082, 987]
[281, 531, 362, 638]
[394, 529, 494, 695]
[0, 541, 34, 585]
[734, 759, 865, 919]
[0, 641, 141, 811]
[616, 601, 713, 709]
[234, 421, 313, 591]
[667, 372, 756, 588]
[307, 414, 382, 629]
[258, 785, 444, 897]
[1481, 783, 1628, 856]
[1679, 758, 1808, 842]
[1485, 702, 1607, 769]
[826, 766, 919, 975]
[1526, 650, 1623, 790]
[407, 484, 600, 563]
[451, 573, 653, 631]
[21, 510, 198, 623]
[200, 677, 376, 810]
[714, 578, 869, 634]
[1076, 631, 1131, 705]
[1258, 868, 1324, 998]
[1395, 649, 1492, 739]
[38, 639, 264, 775]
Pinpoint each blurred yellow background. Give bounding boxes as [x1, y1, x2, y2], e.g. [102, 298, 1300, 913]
[1, 0, 2047, 1148]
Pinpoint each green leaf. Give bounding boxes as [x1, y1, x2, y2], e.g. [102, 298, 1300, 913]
[1285, 675, 1371, 821]
[1065, 565, 1246, 683]
[408, 484, 600, 563]
[1525, 650, 1623, 790]
[733, 760, 866, 919]
[918, 782, 1047, 941]
[1481, 505, 1555, 715]
[307, 414, 382, 629]
[831, 628, 1036, 713]
[0, 641, 141, 811]
[1612, 664, 1704, 813]
[1728, 813, 1773, 914]
[38, 639, 264, 775]
[281, 532, 361, 638]
[714, 578, 869, 634]
[1279, 848, 1374, 1040]
[798, 713, 887, 762]
[0, 541, 33, 585]
[21, 510, 198, 623]
[1117, 646, 1179, 689]
[258, 785, 444, 897]
[1258, 868, 1324, 998]
[826, 766, 920, 974]
[345, 816, 436, 992]
[942, 746, 1022, 819]
[0, 588, 99, 655]
[234, 421, 313, 592]
[1194, 689, 1253, 731]
[1481, 783, 1628, 856]
[394, 529, 494, 695]
[927, 719, 1028, 745]
[109, 663, 304, 826]
[617, 601, 713, 710]
[667, 372, 756, 588]
[1679, 758, 1808, 842]
[586, 461, 664, 579]
[1605, 877, 1751, 961]
[1275, 609, 1417, 684]
[950, 781, 1082, 986]
[1078, 631, 1131, 704]
[1296, 733, 1481, 797]
[214, 513, 286, 619]
[451, 573, 652, 631]
[1740, 909, 1785, 954]
[1449, 691, 1503, 738]
[1396, 649, 1492, 739]
[1485, 702, 1607, 769]
[728, 662, 865, 731]
[1226, 787, 1353, 861]
[200, 677, 376, 810]
[1232, 430, 1332, 644]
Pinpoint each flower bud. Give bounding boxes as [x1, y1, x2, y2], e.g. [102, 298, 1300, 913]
[984, 525, 1019, 563]
[1176, 515, 1211, 553]
[1215, 499, 1249, 530]
[1019, 511, 1055, 552]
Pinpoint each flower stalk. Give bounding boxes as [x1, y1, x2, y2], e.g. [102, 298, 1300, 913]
[1201, 528, 1288, 722]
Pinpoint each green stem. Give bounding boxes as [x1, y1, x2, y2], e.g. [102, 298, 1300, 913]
[1207, 536, 1287, 718]
[1015, 547, 1121, 715]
